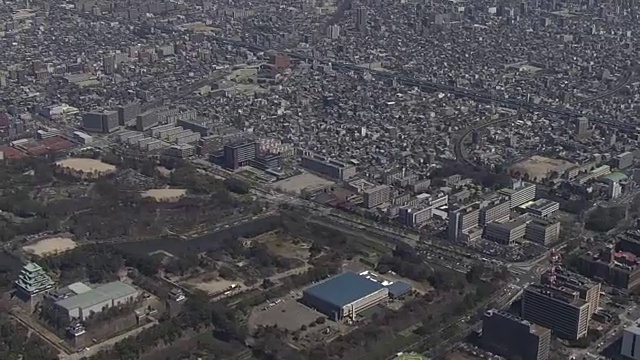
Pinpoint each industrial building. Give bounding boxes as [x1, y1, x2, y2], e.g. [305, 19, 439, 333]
[499, 180, 536, 208]
[52, 281, 139, 321]
[481, 309, 551, 360]
[622, 320, 640, 360]
[521, 284, 590, 340]
[363, 185, 391, 208]
[302, 272, 389, 321]
[82, 110, 119, 133]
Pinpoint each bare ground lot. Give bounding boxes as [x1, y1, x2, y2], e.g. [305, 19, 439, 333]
[183, 274, 244, 295]
[273, 172, 335, 194]
[248, 298, 326, 332]
[23, 237, 78, 257]
[56, 158, 116, 174]
[142, 188, 187, 202]
[510, 155, 576, 180]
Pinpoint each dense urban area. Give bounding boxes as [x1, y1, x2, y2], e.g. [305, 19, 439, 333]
[1, 0, 640, 359]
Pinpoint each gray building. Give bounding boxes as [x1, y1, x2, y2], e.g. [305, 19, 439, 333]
[481, 309, 550, 360]
[82, 110, 119, 133]
[117, 103, 141, 126]
[136, 110, 159, 131]
[53, 281, 139, 321]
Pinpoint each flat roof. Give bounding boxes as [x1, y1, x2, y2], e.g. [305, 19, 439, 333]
[304, 272, 385, 307]
[55, 281, 138, 311]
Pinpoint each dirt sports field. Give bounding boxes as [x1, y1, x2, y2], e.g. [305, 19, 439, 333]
[23, 237, 78, 256]
[509, 155, 576, 180]
[394, 353, 430, 360]
[142, 188, 187, 202]
[56, 158, 116, 174]
[273, 172, 335, 194]
[184, 274, 243, 295]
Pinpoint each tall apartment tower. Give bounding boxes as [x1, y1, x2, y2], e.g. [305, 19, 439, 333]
[575, 117, 589, 137]
[481, 309, 551, 360]
[521, 284, 590, 340]
[356, 7, 368, 32]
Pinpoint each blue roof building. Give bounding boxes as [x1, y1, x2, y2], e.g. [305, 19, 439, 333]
[385, 281, 413, 298]
[302, 272, 389, 321]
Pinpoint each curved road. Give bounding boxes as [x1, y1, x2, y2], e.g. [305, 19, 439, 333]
[453, 65, 638, 166]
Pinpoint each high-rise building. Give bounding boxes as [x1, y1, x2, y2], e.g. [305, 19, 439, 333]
[363, 185, 391, 208]
[327, 24, 341, 39]
[622, 321, 640, 360]
[356, 7, 368, 32]
[448, 203, 480, 242]
[136, 110, 159, 131]
[481, 309, 551, 360]
[575, 117, 589, 137]
[103, 53, 117, 75]
[499, 180, 536, 208]
[82, 110, 119, 133]
[540, 267, 600, 316]
[479, 197, 510, 226]
[223, 141, 257, 169]
[117, 102, 141, 126]
[521, 284, 590, 340]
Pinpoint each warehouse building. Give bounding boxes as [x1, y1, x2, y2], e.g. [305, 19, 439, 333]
[52, 281, 139, 321]
[302, 272, 389, 321]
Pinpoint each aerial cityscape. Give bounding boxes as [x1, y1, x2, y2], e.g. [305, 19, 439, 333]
[1, 0, 640, 359]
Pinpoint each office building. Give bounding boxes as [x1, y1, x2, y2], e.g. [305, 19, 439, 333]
[82, 110, 119, 133]
[223, 141, 257, 169]
[481, 309, 550, 360]
[499, 180, 536, 208]
[521, 284, 590, 340]
[302, 272, 388, 321]
[448, 203, 480, 242]
[135, 110, 158, 131]
[299, 151, 357, 181]
[622, 321, 640, 360]
[72, 131, 93, 145]
[520, 198, 560, 218]
[52, 281, 139, 321]
[525, 218, 560, 245]
[479, 197, 510, 226]
[484, 217, 528, 245]
[363, 185, 391, 208]
[117, 102, 140, 126]
[541, 267, 600, 316]
[102, 53, 117, 75]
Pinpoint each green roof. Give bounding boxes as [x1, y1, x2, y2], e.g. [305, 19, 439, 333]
[55, 281, 138, 310]
[601, 172, 628, 183]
